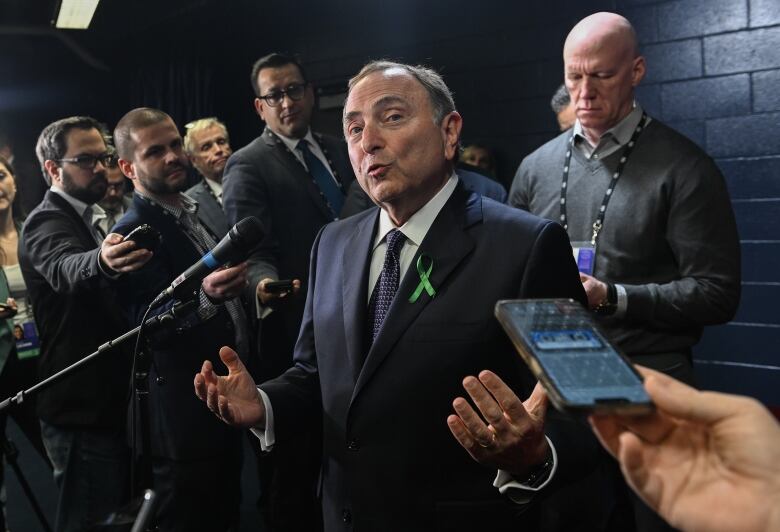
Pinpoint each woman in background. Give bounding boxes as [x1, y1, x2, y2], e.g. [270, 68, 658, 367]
[0, 155, 49, 530]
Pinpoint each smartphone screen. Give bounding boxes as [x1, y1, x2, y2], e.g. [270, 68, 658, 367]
[495, 299, 652, 413]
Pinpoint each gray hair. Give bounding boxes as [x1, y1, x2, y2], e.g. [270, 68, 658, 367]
[183, 117, 229, 155]
[346, 60, 456, 124]
[550, 84, 571, 114]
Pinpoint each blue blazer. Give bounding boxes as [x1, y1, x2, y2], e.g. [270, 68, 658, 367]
[262, 184, 588, 531]
[113, 195, 245, 460]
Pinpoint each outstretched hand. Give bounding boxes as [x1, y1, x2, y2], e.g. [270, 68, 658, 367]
[194, 346, 265, 428]
[590, 367, 780, 532]
[447, 370, 550, 477]
[100, 233, 153, 273]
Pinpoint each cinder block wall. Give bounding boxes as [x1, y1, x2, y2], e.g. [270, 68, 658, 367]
[617, 0, 779, 406]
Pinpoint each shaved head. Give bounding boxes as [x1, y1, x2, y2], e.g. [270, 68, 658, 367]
[564, 12, 638, 62]
[563, 12, 645, 143]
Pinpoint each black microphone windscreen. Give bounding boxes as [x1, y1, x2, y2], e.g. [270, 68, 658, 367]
[230, 216, 265, 247]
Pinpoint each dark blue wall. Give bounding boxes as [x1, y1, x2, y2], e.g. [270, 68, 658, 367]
[619, 0, 780, 407]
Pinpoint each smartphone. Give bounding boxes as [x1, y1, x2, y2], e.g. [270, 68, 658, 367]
[265, 279, 294, 294]
[123, 224, 161, 252]
[495, 299, 653, 414]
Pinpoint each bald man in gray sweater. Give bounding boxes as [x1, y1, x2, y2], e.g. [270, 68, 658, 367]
[510, 13, 739, 384]
[509, 13, 740, 532]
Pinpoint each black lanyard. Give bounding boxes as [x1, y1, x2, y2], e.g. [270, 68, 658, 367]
[560, 112, 648, 245]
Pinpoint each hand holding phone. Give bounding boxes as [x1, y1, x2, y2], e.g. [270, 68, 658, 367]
[257, 278, 299, 305]
[123, 224, 161, 252]
[0, 303, 16, 319]
[495, 299, 653, 414]
[264, 280, 294, 294]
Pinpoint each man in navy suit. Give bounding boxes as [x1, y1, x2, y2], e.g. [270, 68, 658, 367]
[113, 108, 250, 532]
[196, 61, 587, 531]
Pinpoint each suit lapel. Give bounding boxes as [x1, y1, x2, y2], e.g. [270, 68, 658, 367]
[341, 209, 379, 383]
[351, 186, 482, 401]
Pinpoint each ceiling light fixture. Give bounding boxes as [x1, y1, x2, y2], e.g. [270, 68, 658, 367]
[54, 0, 101, 30]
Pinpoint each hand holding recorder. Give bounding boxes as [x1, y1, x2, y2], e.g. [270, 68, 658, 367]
[590, 368, 780, 532]
[256, 278, 301, 305]
[100, 232, 154, 274]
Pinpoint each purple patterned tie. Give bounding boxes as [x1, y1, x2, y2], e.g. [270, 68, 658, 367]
[367, 229, 407, 344]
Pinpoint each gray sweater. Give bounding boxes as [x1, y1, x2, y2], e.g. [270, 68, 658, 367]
[510, 119, 741, 357]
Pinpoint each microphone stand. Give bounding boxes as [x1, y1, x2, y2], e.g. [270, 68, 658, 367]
[0, 298, 198, 501]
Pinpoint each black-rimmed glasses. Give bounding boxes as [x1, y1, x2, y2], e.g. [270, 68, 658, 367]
[56, 152, 117, 170]
[259, 83, 308, 107]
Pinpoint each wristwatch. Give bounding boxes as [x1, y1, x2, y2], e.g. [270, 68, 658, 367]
[594, 282, 617, 316]
[517, 446, 554, 488]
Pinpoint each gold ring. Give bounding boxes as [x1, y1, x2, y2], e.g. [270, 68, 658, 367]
[477, 432, 497, 448]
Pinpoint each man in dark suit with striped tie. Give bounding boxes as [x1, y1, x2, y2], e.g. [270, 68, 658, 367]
[221, 52, 358, 530]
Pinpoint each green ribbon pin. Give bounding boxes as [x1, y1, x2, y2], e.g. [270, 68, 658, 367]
[409, 254, 436, 303]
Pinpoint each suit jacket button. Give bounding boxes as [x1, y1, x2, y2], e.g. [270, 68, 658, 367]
[342, 509, 352, 524]
[347, 438, 360, 451]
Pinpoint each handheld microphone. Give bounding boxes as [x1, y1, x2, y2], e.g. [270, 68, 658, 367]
[150, 216, 264, 307]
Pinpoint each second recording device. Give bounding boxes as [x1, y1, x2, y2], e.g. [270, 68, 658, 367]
[495, 299, 653, 414]
[123, 224, 161, 252]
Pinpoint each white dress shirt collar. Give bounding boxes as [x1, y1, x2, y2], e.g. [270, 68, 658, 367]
[373, 173, 459, 251]
[274, 128, 316, 153]
[50, 186, 90, 217]
[204, 176, 223, 203]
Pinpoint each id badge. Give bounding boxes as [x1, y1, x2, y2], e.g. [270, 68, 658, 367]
[14, 320, 41, 360]
[571, 241, 595, 275]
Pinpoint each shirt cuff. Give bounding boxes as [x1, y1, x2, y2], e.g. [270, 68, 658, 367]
[493, 436, 558, 504]
[250, 387, 275, 451]
[255, 294, 274, 320]
[614, 284, 628, 318]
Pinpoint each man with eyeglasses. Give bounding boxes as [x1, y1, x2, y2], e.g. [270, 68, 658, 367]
[19, 116, 153, 532]
[93, 151, 132, 237]
[222, 52, 358, 531]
